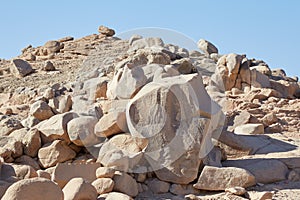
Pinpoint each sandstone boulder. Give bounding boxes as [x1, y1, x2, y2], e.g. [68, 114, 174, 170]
[113, 171, 139, 197]
[52, 162, 101, 188]
[38, 140, 76, 168]
[193, 166, 256, 191]
[1, 177, 63, 200]
[94, 111, 128, 137]
[43, 60, 56, 71]
[29, 100, 54, 121]
[197, 39, 218, 55]
[62, 177, 98, 200]
[92, 178, 114, 194]
[126, 73, 224, 184]
[37, 112, 78, 143]
[67, 116, 99, 146]
[98, 25, 115, 36]
[234, 124, 264, 135]
[10, 59, 33, 77]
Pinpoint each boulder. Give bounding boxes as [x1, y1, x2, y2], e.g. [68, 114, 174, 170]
[216, 53, 243, 91]
[94, 111, 128, 137]
[193, 166, 256, 191]
[126, 73, 224, 184]
[67, 116, 99, 146]
[14, 155, 40, 170]
[62, 177, 98, 200]
[48, 95, 72, 114]
[10, 59, 33, 77]
[22, 129, 41, 157]
[52, 162, 101, 188]
[113, 171, 139, 197]
[97, 134, 147, 172]
[43, 60, 56, 71]
[106, 192, 133, 200]
[98, 25, 115, 36]
[91, 178, 114, 194]
[38, 140, 76, 168]
[96, 167, 116, 178]
[29, 100, 54, 121]
[197, 39, 218, 55]
[44, 40, 63, 54]
[1, 177, 63, 200]
[234, 124, 264, 135]
[222, 159, 288, 184]
[83, 77, 109, 100]
[129, 37, 164, 52]
[0, 163, 38, 181]
[37, 112, 78, 144]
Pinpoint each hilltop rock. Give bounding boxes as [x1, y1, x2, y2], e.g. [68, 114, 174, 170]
[98, 25, 115, 36]
[10, 59, 33, 77]
[197, 39, 218, 55]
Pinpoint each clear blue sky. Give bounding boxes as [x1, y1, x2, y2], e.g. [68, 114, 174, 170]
[1, 1, 299, 78]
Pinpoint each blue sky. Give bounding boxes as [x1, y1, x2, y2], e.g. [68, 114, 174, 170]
[0, 1, 299, 78]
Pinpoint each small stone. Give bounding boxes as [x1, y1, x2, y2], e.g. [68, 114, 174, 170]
[106, 192, 133, 200]
[43, 61, 56, 71]
[29, 100, 54, 121]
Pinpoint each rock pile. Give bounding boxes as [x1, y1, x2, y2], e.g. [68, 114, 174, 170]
[0, 25, 300, 199]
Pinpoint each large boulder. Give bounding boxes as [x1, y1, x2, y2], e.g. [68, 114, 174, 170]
[197, 39, 218, 55]
[193, 166, 256, 191]
[1, 177, 63, 200]
[29, 100, 54, 121]
[52, 162, 101, 188]
[10, 59, 33, 77]
[62, 177, 98, 200]
[67, 116, 99, 146]
[126, 73, 224, 184]
[38, 140, 76, 168]
[36, 112, 78, 143]
[113, 171, 139, 197]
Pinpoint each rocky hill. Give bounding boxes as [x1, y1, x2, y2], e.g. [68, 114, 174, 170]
[0, 25, 300, 200]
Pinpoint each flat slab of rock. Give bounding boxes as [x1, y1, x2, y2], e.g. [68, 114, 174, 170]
[193, 166, 256, 191]
[52, 162, 101, 188]
[234, 123, 264, 135]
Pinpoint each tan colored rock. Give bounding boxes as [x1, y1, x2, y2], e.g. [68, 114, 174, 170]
[43, 60, 56, 71]
[96, 167, 116, 178]
[37, 112, 78, 143]
[106, 192, 133, 200]
[10, 59, 33, 77]
[169, 184, 200, 195]
[92, 178, 114, 194]
[126, 73, 224, 184]
[1, 163, 38, 181]
[21, 116, 40, 128]
[48, 95, 72, 114]
[23, 128, 41, 157]
[262, 113, 278, 126]
[222, 159, 288, 184]
[225, 187, 247, 196]
[0, 136, 23, 162]
[197, 39, 218, 55]
[67, 116, 99, 146]
[246, 191, 273, 200]
[146, 178, 170, 194]
[52, 162, 101, 188]
[250, 65, 271, 76]
[83, 77, 109, 100]
[216, 53, 243, 90]
[113, 171, 139, 197]
[38, 140, 76, 168]
[193, 166, 256, 191]
[62, 177, 98, 200]
[2, 177, 63, 200]
[98, 25, 115, 36]
[0, 116, 23, 136]
[234, 123, 264, 135]
[94, 111, 128, 137]
[97, 134, 147, 172]
[44, 40, 63, 54]
[30, 100, 54, 121]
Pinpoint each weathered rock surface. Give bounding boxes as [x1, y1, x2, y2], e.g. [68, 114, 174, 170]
[62, 177, 98, 200]
[1, 177, 63, 200]
[10, 59, 33, 77]
[193, 166, 256, 191]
